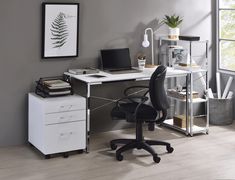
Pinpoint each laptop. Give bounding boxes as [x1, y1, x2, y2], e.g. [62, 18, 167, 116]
[100, 48, 141, 74]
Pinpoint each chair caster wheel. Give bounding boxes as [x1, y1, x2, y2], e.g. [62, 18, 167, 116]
[167, 146, 174, 153]
[153, 155, 161, 163]
[116, 154, 123, 161]
[111, 143, 117, 150]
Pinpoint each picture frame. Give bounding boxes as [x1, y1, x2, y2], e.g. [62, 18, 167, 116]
[42, 3, 79, 58]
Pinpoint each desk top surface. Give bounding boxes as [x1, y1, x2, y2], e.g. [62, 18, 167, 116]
[64, 67, 190, 84]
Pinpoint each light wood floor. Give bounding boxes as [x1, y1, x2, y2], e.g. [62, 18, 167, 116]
[1, 124, 235, 180]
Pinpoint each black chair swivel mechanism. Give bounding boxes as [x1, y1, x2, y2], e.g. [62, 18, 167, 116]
[110, 65, 174, 163]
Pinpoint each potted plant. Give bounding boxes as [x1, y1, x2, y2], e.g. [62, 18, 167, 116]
[137, 53, 146, 61]
[163, 15, 183, 40]
[137, 53, 146, 70]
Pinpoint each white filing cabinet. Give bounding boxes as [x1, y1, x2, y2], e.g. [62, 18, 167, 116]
[28, 93, 86, 158]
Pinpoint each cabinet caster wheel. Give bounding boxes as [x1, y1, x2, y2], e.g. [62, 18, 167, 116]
[63, 153, 69, 158]
[167, 146, 174, 153]
[111, 143, 117, 150]
[45, 155, 51, 159]
[153, 155, 161, 163]
[77, 150, 84, 154]
[116, 154, 123, 161]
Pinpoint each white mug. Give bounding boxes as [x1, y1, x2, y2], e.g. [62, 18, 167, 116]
[138, 59, 146, 70]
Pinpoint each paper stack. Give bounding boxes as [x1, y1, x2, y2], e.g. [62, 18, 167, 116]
[35, 78, 72, 98]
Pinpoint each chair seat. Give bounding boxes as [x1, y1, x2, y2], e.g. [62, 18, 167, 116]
[111, 102, 158, 122]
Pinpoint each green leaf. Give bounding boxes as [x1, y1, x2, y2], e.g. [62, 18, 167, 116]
[50, 12, 69, 48]
[163, 14, 183, 28]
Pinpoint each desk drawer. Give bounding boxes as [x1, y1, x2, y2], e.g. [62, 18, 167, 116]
[44, 110, 85, 125]
[44, 121, 86, 154]
[44, 100, 85, 114]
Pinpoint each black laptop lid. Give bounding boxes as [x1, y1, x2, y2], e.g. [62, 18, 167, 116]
[101, 48, 132, 71]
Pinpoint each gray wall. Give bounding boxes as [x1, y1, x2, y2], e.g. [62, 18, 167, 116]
[0, 0, 214, 146]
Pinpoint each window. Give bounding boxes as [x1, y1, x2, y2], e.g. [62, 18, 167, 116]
[217, 0, 235, 73]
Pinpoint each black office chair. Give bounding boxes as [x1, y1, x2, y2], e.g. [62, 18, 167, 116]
[110, 65, 174, 163]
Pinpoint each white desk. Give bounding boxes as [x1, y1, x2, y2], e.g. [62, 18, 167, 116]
[65, 67, 189, 84]
[64, 67, 190, 152]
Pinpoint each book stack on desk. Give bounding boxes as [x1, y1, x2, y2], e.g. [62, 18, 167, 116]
[35, 77, 72, 98]
[68, 68, 99, 75]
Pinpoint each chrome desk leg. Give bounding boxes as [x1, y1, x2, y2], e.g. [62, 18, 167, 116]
[86, 83, 91, 153]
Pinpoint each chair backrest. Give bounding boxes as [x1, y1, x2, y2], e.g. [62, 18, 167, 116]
[149, 65, 169, 111]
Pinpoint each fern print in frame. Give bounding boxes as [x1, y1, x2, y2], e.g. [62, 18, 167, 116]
[50, 12, 69, 48]
[42, 3, 79, 58]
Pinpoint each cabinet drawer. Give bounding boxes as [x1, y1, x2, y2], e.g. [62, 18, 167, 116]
[44, 98, 86, 114]
[44, 121, 86, 154]
[45, 110, 85, 125]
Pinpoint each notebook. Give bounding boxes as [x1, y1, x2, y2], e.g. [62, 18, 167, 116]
[100, 48, 141, 74]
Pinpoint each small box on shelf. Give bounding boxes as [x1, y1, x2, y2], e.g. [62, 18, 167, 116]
[173, 115, 187, 128]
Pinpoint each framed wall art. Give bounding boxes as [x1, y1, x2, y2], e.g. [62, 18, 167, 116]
[42, 3, 79, 58]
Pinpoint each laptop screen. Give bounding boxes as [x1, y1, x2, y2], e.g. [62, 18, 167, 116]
[101, 48, 132, 71]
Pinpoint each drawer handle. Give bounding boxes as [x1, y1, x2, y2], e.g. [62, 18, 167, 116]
[60, 132, 73, 137]
[60, 117, 65, 119]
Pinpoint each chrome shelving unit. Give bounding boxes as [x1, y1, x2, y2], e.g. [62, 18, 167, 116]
[159, 37, 209, 136]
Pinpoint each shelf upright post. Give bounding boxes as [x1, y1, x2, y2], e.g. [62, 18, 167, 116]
[190, 72, 194, 136]
[186, 74, 189, 135]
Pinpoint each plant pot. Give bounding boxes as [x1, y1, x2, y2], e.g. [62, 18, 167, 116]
[168, 27, 180, 40]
